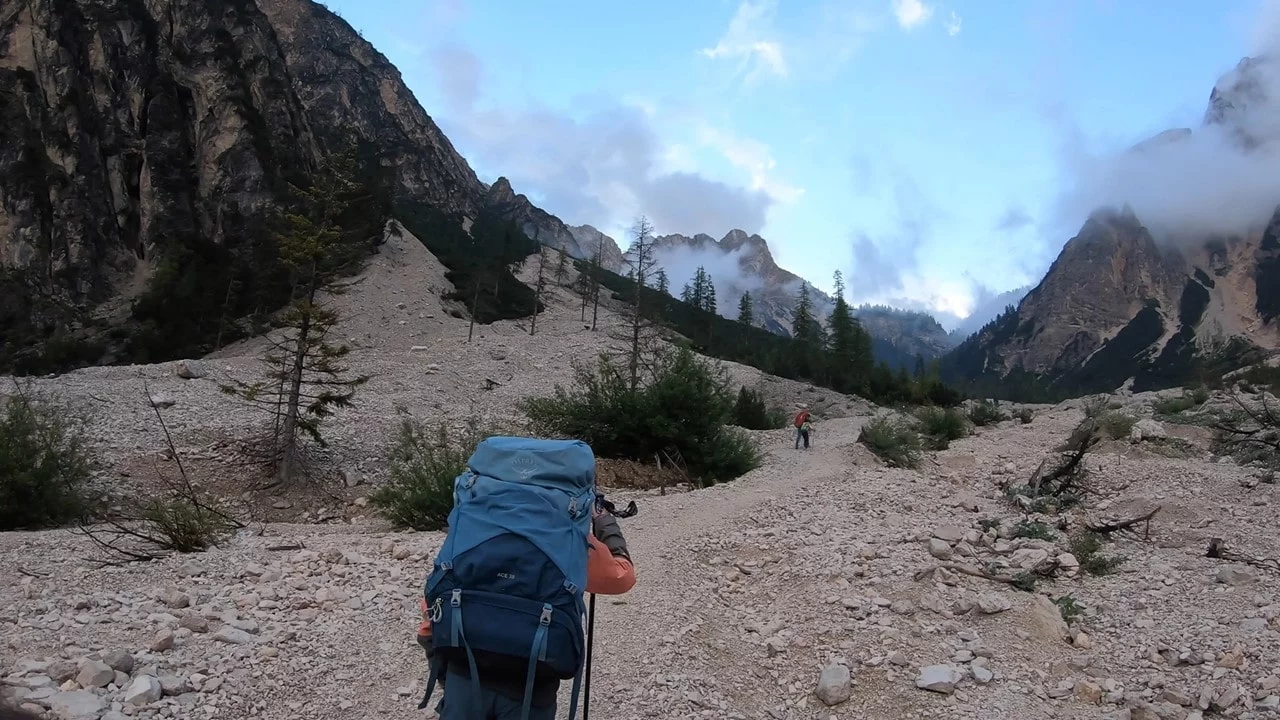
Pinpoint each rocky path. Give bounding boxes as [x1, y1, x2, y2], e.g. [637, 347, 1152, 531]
[5, 405, 1280, 720]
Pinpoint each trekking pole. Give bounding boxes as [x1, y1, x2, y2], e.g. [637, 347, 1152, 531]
[583, 592, 597, 720]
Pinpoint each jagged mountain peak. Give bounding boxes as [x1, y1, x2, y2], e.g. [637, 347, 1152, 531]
[943, 54, 1280, 396]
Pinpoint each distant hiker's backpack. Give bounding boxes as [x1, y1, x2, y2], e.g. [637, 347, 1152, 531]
[419, 437, 597, 720]
[794, 410, 810, 428]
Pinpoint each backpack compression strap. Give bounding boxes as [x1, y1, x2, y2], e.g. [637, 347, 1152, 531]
[417, 590, 484, 712]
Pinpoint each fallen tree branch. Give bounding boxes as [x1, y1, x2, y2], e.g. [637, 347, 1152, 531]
[914, 563, 1027, 587]
[1206, 537, 1280, 573]
[1086, 506, 1161, 538]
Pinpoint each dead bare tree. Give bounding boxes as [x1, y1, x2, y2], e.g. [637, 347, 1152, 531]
[78, 384, 243, 565]
[610, 216, 663, 392]
[1212, 390, 1280, 465]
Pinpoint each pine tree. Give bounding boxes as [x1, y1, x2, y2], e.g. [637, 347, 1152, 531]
[530, 246, 548, 336]
[705, 275, 717, 316]
[655, 269, 669, 295]
[575, 253, 596, 322]
[553, 250, 569, 286]
[590, 235, 606, 332]
[737, 291, 754, 326]
[791, 281, 817, 344]
[221, 147, 372, 487]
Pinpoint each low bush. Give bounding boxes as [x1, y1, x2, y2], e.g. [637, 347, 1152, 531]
[371, 419, 483, 530]
[916, 406, 969, 450]
[857, 416, 922, 468]
[1153, 387, 1209, 416]
[731, 387, 787, 430]
[0, 392, 96, 530]
[1098, 411, 1137, 440]
[1068, 531, 1126, 576]
[1014, 520, 1057, 541]
[967, 399, 1008, 427]
[1054, 595, 1084, 624]
[1016, 408, 1035, 424]
[521, 347, 760, 485]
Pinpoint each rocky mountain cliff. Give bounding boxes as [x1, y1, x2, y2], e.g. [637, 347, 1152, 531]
[647, 229, 833, 336]
[944, 56, 1280, 396]
[0, 0, 603, 372]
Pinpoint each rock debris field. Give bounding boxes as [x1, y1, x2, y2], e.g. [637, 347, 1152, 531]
[4, 225, 1280, 720]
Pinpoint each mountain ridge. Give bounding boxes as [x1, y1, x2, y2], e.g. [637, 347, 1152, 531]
[942, 55, 1280, 397]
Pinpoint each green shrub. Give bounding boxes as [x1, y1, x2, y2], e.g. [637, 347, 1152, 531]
[371, 419, 482, 530]
[1014, 520, 1057, 540]
[521, 347, 760, 484]
[857, 416, 922, 468]
[0, 392, 95, 530]
[1016, 408, 1035, 424]
[967, 399, 1008, 427]
[1054, 595, 1084, 624]
[732, 387, 787, 430]
[1153, 388, 1209, 416]
[1068, 531, 1126, 576]
[1098, 411, 1137, 439]
[916, 406, 969, 450]
[138, 497, 237, 553]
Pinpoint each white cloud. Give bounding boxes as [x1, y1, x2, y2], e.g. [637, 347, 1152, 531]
[944, 10, 962, 36]
[891, 0, 934, 30]
[700, 0, 789, 84]
[696, 125, 806, 205]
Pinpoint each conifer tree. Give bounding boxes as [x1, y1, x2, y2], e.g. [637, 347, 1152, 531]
[737, 291, 754, 326]
[221, 147, 372, 487]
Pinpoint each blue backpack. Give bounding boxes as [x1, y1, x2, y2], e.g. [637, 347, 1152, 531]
[419, 436, 597, 720]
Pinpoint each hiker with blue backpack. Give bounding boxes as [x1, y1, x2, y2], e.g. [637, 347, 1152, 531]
[415, 436, 637, 720]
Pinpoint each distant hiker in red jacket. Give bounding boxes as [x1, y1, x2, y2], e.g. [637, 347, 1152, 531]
[794, 407, 811, 450]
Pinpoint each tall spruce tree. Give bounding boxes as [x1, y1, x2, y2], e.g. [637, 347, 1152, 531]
[221, 147, 372, 487]
[737, 291, 754, 325]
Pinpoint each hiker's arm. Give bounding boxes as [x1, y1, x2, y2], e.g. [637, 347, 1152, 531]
[586, 514, 635, 594]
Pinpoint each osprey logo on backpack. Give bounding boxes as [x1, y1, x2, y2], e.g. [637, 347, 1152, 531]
[419, 437, 597, 720]
[511, 455, 538, 480]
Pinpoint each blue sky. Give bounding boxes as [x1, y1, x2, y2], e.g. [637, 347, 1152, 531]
[323, 0, 1271, 325]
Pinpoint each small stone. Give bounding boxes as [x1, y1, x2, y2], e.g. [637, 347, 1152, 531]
[1075, 681, 1103, 704]
[48, 690, 106, 720]
[766, 637, 787, 657]
[214, 626, 253, 645]
[180, 614, 209, 633]
[158, 675, 188, 696]
[151, 628, 175, 652]
[125, 675, 163, 706]
[927, 538, 953, 560]
[392, 545, 411, 560]
[1216, 566, 1255, 586]
[972, 665, 994, 684]
[75, 660, 114, 689]
[916, 664, 963, 694]
[887, 651, 909, 667]
[162, 590, 191, 609]
[101, 650, 135, 674]
[977, 594, 1013, 614]
[932, 526, 966, 543]
[815, 664, 852, 706]
[175, 359, 207, 379]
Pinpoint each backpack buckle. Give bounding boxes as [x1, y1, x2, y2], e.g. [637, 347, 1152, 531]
[539, 604, 553, 627]
[450, 589, 462, 607]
